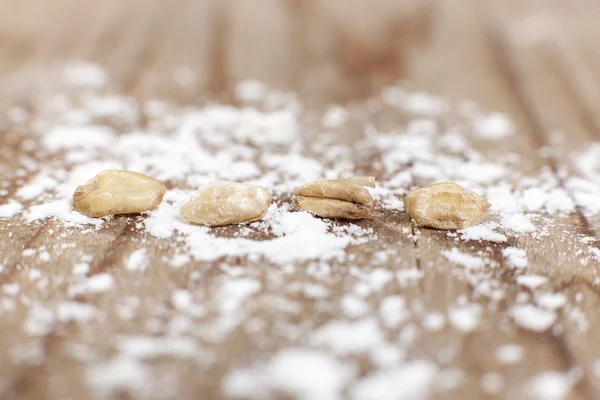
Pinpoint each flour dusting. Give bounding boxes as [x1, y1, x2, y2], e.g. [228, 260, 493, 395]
[0, 61, 598, 400]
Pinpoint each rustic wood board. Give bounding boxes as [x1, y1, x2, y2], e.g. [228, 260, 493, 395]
[1, 1, 600, 399]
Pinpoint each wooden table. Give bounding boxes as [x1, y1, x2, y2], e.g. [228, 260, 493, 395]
[2, 0, 600, 399]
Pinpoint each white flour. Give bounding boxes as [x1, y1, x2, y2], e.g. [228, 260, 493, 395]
[0, 61, 599, 400]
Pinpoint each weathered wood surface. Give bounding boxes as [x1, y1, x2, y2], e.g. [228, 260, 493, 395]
[1, 0, 600, 399]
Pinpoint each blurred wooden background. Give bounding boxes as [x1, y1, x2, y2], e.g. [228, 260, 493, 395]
[2, 0, 600, 399]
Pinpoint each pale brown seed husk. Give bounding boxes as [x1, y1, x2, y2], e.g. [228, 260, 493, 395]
[406, 182, 490, 230]
[292, 176, 375, 219]
[73, 170, 166, 218]
[180, 182, 272, 227]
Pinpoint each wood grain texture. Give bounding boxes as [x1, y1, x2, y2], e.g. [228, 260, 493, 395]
[1, 0, 600, 399]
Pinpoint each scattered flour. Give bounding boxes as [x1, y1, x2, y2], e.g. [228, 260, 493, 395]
[217, 278, 261, 314]
[25, 199, 102, 226]
[441, 248, 487, 270]
[495, 344, 524, 365]
[57, 301, 97, 323]
[322, 105, 349, 128]
[500, 213, 536, 233]
[350, 361, 438, 400]
[310, 319, 386, 355]
[473, 112, 514, 140]
[481, 373, 505, 394]
[422, 312, 446, 332]
[527, 372, 572, 400]
[43, 125, 116, 152]
[144, 202, 372, 264]
[0, 200, 23, 218]
[502, 247, 528, 268]
[86, 356, 153, 399]
[63, 61, 108, 88]
[3, 61, 600, 399]
[401, 92, 447, 116]
[69, 273, 115, 297]
[16, 171, 59, 200]
[341, 295, 370, 318]
[3, 283, 20, 296]
[516, 275, 548, 289]
[24, 306, 55, 336]
[510, 304, 556, 332]
[458, 222, 507, 243]
[223, 348, 355, 400]
[379, 296, 410, 328]
[575, 143, 600, 183]
[116, 335, 199, 359]
[126, 249, 149, 272]
[235, 80, 267, 103]
[536, 293, 567, 310]
[448, 304, 482, 333]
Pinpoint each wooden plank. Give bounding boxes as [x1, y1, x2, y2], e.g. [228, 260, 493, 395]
[133, 0, 216, 101]
[227, 0, 294, 98]
[476, 0, 600, 397]
[0, 0, 600, 399]
[369, 1, 588, 397]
